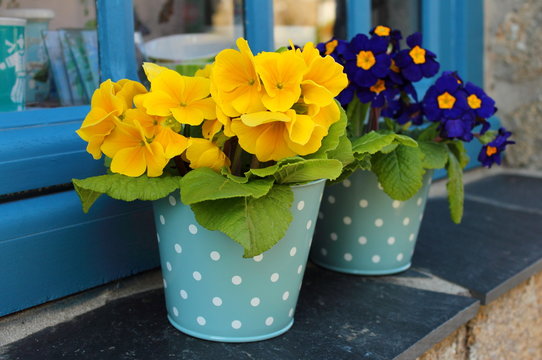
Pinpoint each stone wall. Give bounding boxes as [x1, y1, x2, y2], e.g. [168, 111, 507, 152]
[485, 0, 542, 169]
[418, 270, 542, 360]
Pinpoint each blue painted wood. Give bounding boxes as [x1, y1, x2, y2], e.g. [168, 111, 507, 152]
[346, 0, 371, 40]
[96, 0, 138, 81]
[244, 0, 274, 52]
[0, 190, 159, 316]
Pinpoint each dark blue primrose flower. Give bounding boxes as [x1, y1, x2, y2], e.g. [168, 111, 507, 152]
[356, 78, 399, 108]
[464, 82, 497, 119]
[478, 127, 515, 167]
[382, 99, 423, 125]
[343, 34, 391, 87]
[394, 32, 439, 82]
[369, 25, 403, 52]
[316, 38, 349, 64]
[440, 113, 476, 141]
[422, 72, 469, 122]
[336, 82, 356, 107]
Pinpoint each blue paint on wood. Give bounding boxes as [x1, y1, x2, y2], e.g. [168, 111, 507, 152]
[0, 191, 159, 316]
[96, 0, 138, 81]
[244, 0, 274, 52]
[0, 106, 88, 129]
[346, 0, 371, 40]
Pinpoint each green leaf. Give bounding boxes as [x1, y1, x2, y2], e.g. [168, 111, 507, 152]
[419, 141, 449, 169]
[274, 159, 343, 184]
[380, 142, 399, 154]
[446, 151, 464, 224]
[478, 130, 498, 145]
[346, 96, 369, 137]
[371, 145, 425, 201]
[417, 123, 440, 141]
[393, 134, 418, 147]
[180, 167, 274, 205]
[191, 185, 294, 257]
[308, 100, 347, 159]
[73, 174, 182, 213]
[447, 140, 470, 169]
[326, 132, 354, 166]
[351, 130, 395, 154]
[328, 155, 371, 184]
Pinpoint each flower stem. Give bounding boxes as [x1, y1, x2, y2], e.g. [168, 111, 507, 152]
[231, 140, 244, 176]
[369, 107, 382, 132]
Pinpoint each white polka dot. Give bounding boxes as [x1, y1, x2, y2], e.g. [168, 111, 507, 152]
[318, 211, 324, 219]
[328, 195, 336, 204]
[375, 218, 384, 227]
[344, 253, 353, 261]
[180, 289, 188, 299]
[168, 195, 176, 206]
[372, 255, 381, 263]
[403, 217, 410, 226]
[166, 261, 172, 271]
[297, 264, 303, 274]
[306, 220, 312, 230]
[174, 243, 182, 253]
[231, 320, 242, 329]
[265, 317, 274, 326]
[409, 233, 415, 242]
[358, 236, 367, 245]
[330, 232, 338, 241]
[232, 275, 242, 285]
[377, 182, 384, 190]
[159, 215, 165, 225]
[172, 307, 179, 317]
[188, 224, 198, 234]
[387, 236, 396, 245]
[193, 271, 202, 281]
[321, 248, 328, 256]
[359, 199, 368, 208]
[270, 273, 279, 282]
[417, 197, 423, 206]
[157, 233, 160, 243]
[297, 201, 305, 211]
[163, 278, 167, 288]
[197, 316, 206, 326]
[392, 200, 401, 208]
[289, 247, 297, 256]
[210, 251, 221, 261]
[282, 291, 290, 301]
[397, 253, 404, 261]
[250, 297, 260, 307]
[212, 297, 222, 306]
[288, 308, 294, 317]
[342, 179, 351, 188]
[253, 254, 264, 262]
[343, 216, 352, 225]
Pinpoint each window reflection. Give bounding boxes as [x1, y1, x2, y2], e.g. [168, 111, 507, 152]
[371, 0, 420, 35]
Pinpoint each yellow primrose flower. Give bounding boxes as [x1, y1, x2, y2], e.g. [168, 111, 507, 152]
[298, 42, 348, 107]
[101, 117, 168, 178]
[183, 138, 231, 172]
[211, 38, 265, 117]
[202, 119, 223, 140]
[115, 79, 148, 110]
[142, 62, 168, 82]
[195, 63, 213, 78]
[77, 79, 137, 160]
[255, 49, 307, 112]
[141, 68, 216, 126]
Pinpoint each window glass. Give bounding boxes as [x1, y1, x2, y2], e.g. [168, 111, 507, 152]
[371, 0, 420, 34]
[273, 0, 340, 49]
[0, 0, 96, 110]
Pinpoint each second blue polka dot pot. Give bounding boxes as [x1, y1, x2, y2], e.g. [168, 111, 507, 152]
[310, 170, 432, 275]
[152, 179, 325, 342]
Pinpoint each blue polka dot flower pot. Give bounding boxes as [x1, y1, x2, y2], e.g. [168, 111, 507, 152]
[152, 179, 325, 342]
[310, 170, 432, 275]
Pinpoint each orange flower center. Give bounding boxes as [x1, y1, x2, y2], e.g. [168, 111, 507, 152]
[374, 25, 391, 36]
[370, 79, 386, 94]
[357, 51, 376, 70]
[486, 146, 498, 156]
[437, 92, 456, 109]
[468, 94, 482, 109]
[409, 46, 426, 64]
[325, 40, 338, 55]
[390, 59, 400, 73]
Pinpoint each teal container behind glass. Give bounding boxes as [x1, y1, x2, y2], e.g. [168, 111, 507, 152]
[311, 170, 432, 275]
[0, 17, 25, 111]
[0, 9, 54, 104]
[152, 180, 325, 342]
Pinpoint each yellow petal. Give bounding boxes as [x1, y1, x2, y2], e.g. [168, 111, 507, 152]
[286, 123, 328, 156]
[142, 90, 180, 117]
[145, 142, 168, 177]
[101, 121, 141, 159]
[154, 127, 189, 159]
[110, 146, 147, 177]
[301, 80, 334, 106]
[216, 105, 235, 137]
[284, 110, 315, 145]
[231, 120, 295, 162]
[116, 79, 147, 109]
[184, 138, 230, 172]
[142, 62, 169, 81]
[240, 111, 290, 127]
[202, 119, 223, 140]
[170, 106, 205, 126]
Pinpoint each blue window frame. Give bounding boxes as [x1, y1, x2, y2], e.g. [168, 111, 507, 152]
[0, 0, 490, 316]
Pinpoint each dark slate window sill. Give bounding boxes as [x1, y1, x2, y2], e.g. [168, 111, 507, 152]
[1, 171, 541, 360]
